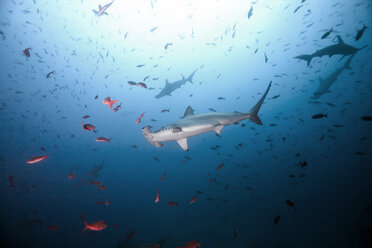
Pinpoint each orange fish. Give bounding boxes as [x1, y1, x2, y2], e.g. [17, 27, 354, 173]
[160, 173, 166, 181]
[154, 188, 159, 203]
[82, 220, 107, 232]
[167, 201, 178, 206]
[96, 137, 111, 143]
[47, 225, 58, 230]
[136, 112, 146, 125]
[176, 241, 201, 248]
[27, 153, 48, 164]
[216, 162, 224, 170]
[68, 173, 75, 180]
[103, 97, 119, 110]
[7, 174, 15, 187]
[82, 121, 96, 131]
[190, 196, 196, 204]
[23, 48, 31, 57]
[97, 185, 107, 190]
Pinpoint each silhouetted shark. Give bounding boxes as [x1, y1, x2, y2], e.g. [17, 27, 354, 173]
[155, 70, 197, 98]
[295, 35, 366, 66]
[144, 82, 271, 151]
[311, 54, 354, 98]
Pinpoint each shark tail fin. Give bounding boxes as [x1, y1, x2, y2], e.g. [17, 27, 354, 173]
[247, 81, 272, 125]
[187, 69, 197, 84]
[295, 54, 312, 67]
[142, 126, 163, 148]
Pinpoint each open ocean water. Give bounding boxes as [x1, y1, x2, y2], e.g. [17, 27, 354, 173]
[0, 0, 371, 247]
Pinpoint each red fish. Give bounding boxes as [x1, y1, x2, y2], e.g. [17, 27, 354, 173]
[23, 48, 31, 57]
[154, 188, 159, 203]
[97, 185, 107, 190]
[216, 162, 224, 170]
[26, 153, 48, 164]
[7, 174, 15, 187]
[137, 82, 147, 88]
[82, 220, 107, 232]
[136, 112, 145, 125]
[103, 97, 119, 110]
[82, 121, 96, 131]
[90, 181, 101, 185]
[96, 201, 104, 205]
[160, 173, 166, 181]
[176, 241, 201, 248]
[47, 225, 58, 230]
[167, 201, 178, 206]
[190, 196, 196, 204]
[113, 103, 122, 112]
[105, 198, 110, 206]
[114, 224, 119, 229]
[126, 229, 135, 240]
[96, 137, 111, 143]
[82, 115, 90, 119]
[68, 173, 74, 180]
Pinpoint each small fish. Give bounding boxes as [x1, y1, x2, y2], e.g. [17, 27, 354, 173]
[164, 42, 173, 50]
[160, 173, 166, 181]
[82, 115, 90, 119]
[190, 196, 197, 204]
[46, 71, 55, 78]
[82, 220, 107, 232]
[209, 108, 216, 112]
[150, 26, 158, 32]
[137, 64, 145, 68]
[154, 188, 159, 203]
[136, 112, 146, 125]
[95, 94, 98, 99]
[8, 174, 15, 187]
[143, 76, 150, 81]
[137, 82, 147, 88]
[176, 241, 201, 248]
[264, 53, 268, 63]
[216, 162, 224, 170]
[274, 214, 281, 224]
[234, 227, 238, 239]
[96, 137, 111, 143]
[311, 113, 328, 119]
[82, 121, 96, 131]
[285, 200, 296, 211]
[361, 116, 372, 121]
[161, 109, 170, 113]
[105, 198, 110, 206]
[321, 27, 333, 39]
[128, 81, 137, 86]
[355, 25, 367, 41]
[97, 185, 107, 190]
[27, 154, 48, 164]
[167, 201, 178, 206]
[23, 48, 31, 57]
[126, 229, 135, 240]
[68, 173, 74, 180]
[103, 97, 119, 110]
[248, 6, 253, 19]
[113, 103, 122, 112]
[217, 97, 225, 100]
[294, 5, 302, 13]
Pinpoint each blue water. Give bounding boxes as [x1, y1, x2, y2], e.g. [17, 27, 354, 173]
[0, 0, 371, 247]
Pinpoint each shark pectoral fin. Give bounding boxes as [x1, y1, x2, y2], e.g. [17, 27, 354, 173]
[92, 10, 98, 14]
[176, 138, 189, 151]
[214, 125, 224, 135]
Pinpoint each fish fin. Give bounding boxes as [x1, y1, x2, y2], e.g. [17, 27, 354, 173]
[107, 138, 112, 143]
[176, 138, 188, 151]
[92, 10, 98, 15]
[45, 153, 49, 159]
[294, 54, 312, 66]
[247, 81, 272, 125]
[82, 221, 88, 233]
[187, 69, 197, 84]
[214, 125, 224, 135]
[182, 106, 195, 118]
[109, 100, 119, 110]
[336, 35, 344, 44]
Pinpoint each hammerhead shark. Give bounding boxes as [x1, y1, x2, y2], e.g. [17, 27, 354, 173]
[155, 70, 197, 98]
[295, 35, 366, 66]
[311, 54, 354, 98]
[92, 0, 114, 16]
[143, 81, 272, 151]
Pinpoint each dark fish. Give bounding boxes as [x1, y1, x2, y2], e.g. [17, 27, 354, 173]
[128, 81, 137, 86]
[285, 200, 296, 211]
[46, 71, 55, 78]
[209, 108, 216, 112]
[23, 48, 31, 57]
[95, 93, 98, 99]
[299, 160, 307, 168]
[137, 82, 147, 88]
[8, 174, 15, 187]
[164, 42, 172, 50]
[355, 25, 367, 41]
[264, 53, 268, 63]
[150, 26, 158, 32]
[161, 109, 170, 113]
[217, 97, 225, 100]
[136, 64, 145, 68]
[248, 6, 253, 19]
[271, 94, 280, 99]
[154, 156, 160, 161]
[82, 115, 90, 119]
[361, 116, 372, 121]
[234, 227, 238, 239]
[311, 113, 328, 119]
[294, 5, 302, 13]
[274, 215, 281, 224]
[321, 27, 333, 39]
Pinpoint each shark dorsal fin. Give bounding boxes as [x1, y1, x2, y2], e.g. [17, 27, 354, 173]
[336, 35, 344, 44]
[182, 106, 194, 118]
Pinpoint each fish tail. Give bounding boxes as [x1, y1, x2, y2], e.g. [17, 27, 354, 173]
[107, 138, 112, 143]
[45, 153, 49, 159]
[246, 81, 272, 125]
[109, 100, 119, 110]
[82, 221, 88, 233]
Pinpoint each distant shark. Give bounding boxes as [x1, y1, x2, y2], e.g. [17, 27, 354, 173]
[155, 70, 197, 98]
[143, 81, 272, 151]
[295, 35, 366, 66]
[92, 0, 114, 16]
[311, 54, 354, 98]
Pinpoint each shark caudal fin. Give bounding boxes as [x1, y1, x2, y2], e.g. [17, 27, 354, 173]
[247, 81, 272, 125]
[142, 127, 163, 148]
[294, 54, 313, 67]
[186, 69, 197, 84]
